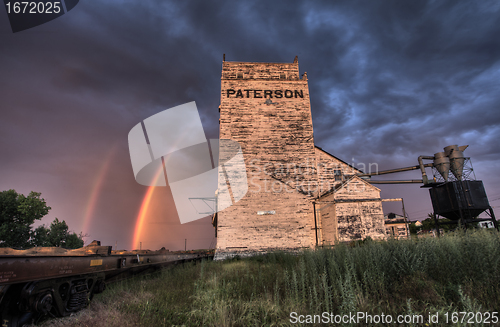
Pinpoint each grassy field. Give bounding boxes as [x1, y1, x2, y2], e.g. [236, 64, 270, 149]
[36, 228, 500, 326]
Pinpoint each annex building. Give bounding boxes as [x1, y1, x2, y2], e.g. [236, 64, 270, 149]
[213, 57, 386, 259]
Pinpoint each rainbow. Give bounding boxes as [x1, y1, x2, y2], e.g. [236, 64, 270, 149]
[81, 148, 116, 241]
[131, 162, 165, 250]
[130, 124, 204, 250]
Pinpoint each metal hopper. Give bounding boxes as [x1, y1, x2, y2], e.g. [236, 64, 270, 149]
[433, 152, 450, 181]
[443, 145, 468, 181]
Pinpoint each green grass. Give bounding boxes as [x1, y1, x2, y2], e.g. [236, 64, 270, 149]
[38, 228, 500, 326]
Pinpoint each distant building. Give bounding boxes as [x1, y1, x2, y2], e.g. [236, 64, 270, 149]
[479, 221, 496, 228]
[384, 213, 409, 239]
[407, 220, 422, 230]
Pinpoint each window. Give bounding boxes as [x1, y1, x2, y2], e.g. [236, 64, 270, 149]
[237, 72, 243, 79]
[334, 169, 342, 181]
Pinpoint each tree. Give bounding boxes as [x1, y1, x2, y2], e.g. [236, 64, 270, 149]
[48, 218, 68, 247]
[65, 232, 84, 249]
[31, 225, 50, 247]
[0, 190, 51, 248]
[1, 190, 85, 249]
[33, 219, 84, 249]
[409, 222, 419, 235]
[31, 219, 84, 249]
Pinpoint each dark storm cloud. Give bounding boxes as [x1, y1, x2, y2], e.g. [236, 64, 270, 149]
[1, 0, 499, 246]
[293, 1, 500, 168]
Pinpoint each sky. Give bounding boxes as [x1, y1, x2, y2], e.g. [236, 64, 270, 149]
[1, 0, 499, 251]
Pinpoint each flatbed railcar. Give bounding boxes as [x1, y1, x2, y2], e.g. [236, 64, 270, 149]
[0, 241, 213, 327]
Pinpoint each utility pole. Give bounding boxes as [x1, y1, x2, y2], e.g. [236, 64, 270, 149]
[185, 239, 187, 251]
[140, 242, 142, 250]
